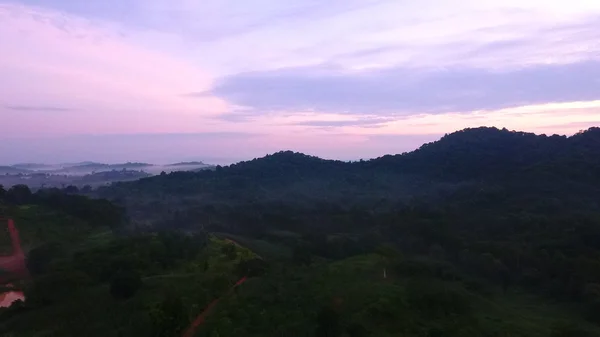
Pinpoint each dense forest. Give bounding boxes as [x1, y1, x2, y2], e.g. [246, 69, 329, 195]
[2, 127, 600, 336]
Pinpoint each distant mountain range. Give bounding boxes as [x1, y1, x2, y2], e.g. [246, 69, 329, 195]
[53, 162, 153, 173]
[166, 161, 207, 166]
[1, 161, 214, 176]
[0, 166, 32, 175]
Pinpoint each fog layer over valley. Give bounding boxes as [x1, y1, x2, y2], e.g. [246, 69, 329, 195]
[0, 161, 214, 189]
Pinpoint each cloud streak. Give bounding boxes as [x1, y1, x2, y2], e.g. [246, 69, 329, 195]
[292, 119, 390, 128]
[5, 105, 72, 112]
[209, 60, 600, 115]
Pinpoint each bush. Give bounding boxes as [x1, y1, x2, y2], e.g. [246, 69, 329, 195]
[236, 258, 268, 277]
[110, 270, 142, 299]
[347, 322, 368, 337]
[26, 243, 66, 276]
[550, 322, 593, 337]
[406, 280, 472, 318]
[150, 295, 188, 337]
[29, 271, 93, 305]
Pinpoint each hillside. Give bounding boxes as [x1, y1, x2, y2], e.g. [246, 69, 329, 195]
[103, 127, 600, 190]
[0, 185, 127, 252]
[3, 126, 600, 336]
[368, 127, 600, 181]
[200, 254, 600, 337]
[98, 127, 600, 226]
[94, 127, 600, 334]
[1, 235, 257, 337]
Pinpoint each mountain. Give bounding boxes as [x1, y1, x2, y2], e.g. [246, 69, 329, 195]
[69, 162, 152, 170]
[90, 127, 600, 336]
[51, 162, 153, 174]
[0, 166, 31, 175]
[6, 127, 600, 337]
[101, 127, 600, 201]
[58, 161, 103, 167]
[95, 127, 600, 240]
[10, 164, 51, 170]
[166, 161, 207, 166]
[368, 127, 600, 181]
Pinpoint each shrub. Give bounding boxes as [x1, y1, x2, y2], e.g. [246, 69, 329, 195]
[110, 270, 142, 299]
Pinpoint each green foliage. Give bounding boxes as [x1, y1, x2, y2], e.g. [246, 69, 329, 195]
[405, 279, 472, 318]
[550, 322, 593, 337]
[0, 184, 6, 202]
[235, 258, 268, 278]
[110, 270, 142, 299]
[150, 295, 188, 337]
[34, 188, 127, 229]
[198, 254, 600, 337]
[375, 243, 401, 260]
[26, 242, 67, 276]
[5, 127, 600, 336]
[4, 204, 108, 251]
[292, 244, 313, 266]
[314, 305, 341, 337]
[346, 322, 368, 337]
[27, 270, 94, 305]
[2, 238, 242, 337]
[220, 243, 236, 260]
[5, 185, 33, 205]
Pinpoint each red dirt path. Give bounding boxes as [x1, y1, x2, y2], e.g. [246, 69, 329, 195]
[0, 218, 28, 283]
[181, 276, 248, 337]
[181, 238, 260, 337]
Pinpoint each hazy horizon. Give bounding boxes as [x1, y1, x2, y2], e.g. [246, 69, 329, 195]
[2, 1, 599, 163]
[0, 155, 243, 167]
[2, 127, 596, 166]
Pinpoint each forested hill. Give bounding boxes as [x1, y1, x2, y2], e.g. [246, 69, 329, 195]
[96, 125, 600, 245]
[368, 126, 600, 181]
[99, 126, 600, 199]
[5, 127, 600, 337]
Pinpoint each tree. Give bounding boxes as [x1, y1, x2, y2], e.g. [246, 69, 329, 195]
[110, 270, 142, 299]
[28, 271, 93, 305]
[236, 258, 268, 277]
[0, 184, 5, 202]
[5, 184, 32, 205]
[63, 185, 79, 194]
[150, 295, 188, 337]
[550, 322, 592, 337]
[315, 305, 341, 337]
[347, 323, 368, 337]
[26, 243, 66, 276]
[293, 244, 312, 266]
[375, 244, 401, 279]
[221, 243, 237, 260]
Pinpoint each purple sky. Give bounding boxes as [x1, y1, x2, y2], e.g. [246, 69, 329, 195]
[1, 1, 599, 164]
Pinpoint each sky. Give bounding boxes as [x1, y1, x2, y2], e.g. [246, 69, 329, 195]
[1, 0, 599, 164]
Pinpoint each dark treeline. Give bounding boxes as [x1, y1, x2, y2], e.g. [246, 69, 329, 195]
[97, 127, 600, 323]
[101, 127, 600, 196]
[0, 184, 127, 229]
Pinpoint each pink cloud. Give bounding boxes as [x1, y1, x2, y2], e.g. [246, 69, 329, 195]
[0, 3, 228, 137]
